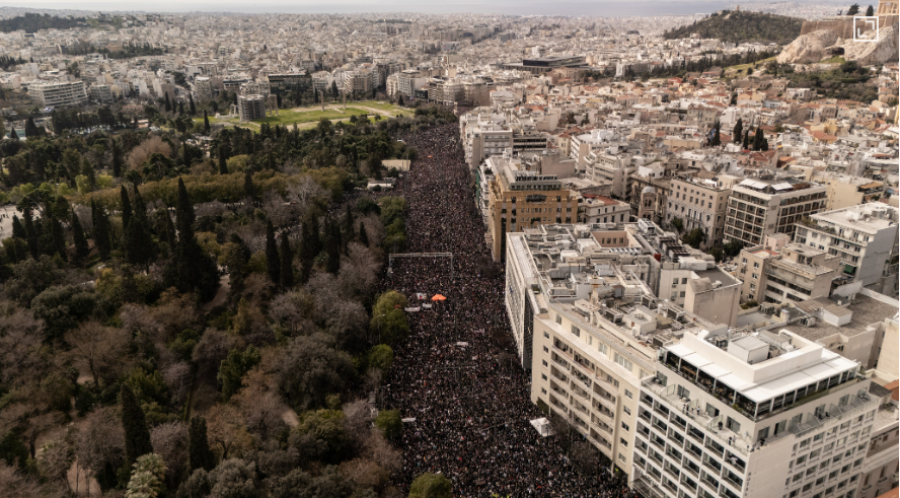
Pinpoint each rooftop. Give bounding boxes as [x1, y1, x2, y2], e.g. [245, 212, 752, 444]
[784, 293, 898, 341]
[810, 203, 899, 234]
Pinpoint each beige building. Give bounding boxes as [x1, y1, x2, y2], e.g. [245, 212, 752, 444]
[487, 156, 579, 261]
[659, 258, 742, 327]
[817, 173, 885, 211]
[854, 381, 898, 498]
[874, 317, 899, 383]
[667, 176, 732, 249]
[582, 195, 631, 224]
[725, 178, 827, 246]
[505, 224, 716, 478]
[738, 241, 839, 305]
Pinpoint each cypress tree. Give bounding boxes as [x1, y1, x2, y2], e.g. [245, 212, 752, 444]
[164, 93, 171, 113]
[711, 122, 721, 146]
[49, 216, 66, 261]
[164, 178, 219, 301]
[265, 221, 280, 285]
[111, 139, 122, 178]
[243, 170, 255, 201]
[120, 185, 133, 231]
[72, 210, 89, 265]
[733, 118, 743, 144]
[162, 208, 176, 249]
[92, 200, 112, 261]
[23, 210, 38, 257]
[189, 94, 196, 116]
[742, 130, 750, 149]
[358, 221, 369, 247]
[178, 101, 185, 116]
[189, 416, 214, 472]
[9, 127, 17, 140]
[325, 217, 341, 274]
[24, 116, 40, 137]
[120, 384, 153, 469]
[753, 126, 764, 151]
[125, 187, 155, 271]
[11, 214, 25, 239]
[280, 232, 294, 289]
[203, 110, 211, 134]
[218, 145, 228, 175]
[343, 203, 355, 240]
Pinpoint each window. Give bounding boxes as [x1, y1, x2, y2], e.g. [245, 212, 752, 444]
[543, 346, 549, 353]
[542, 374, 548, 381]
[544, 332, 550, 339]
[624, 407, 632, 416]
[620, 438, 628, 447]
[542, 360, 548, 367]
[571, 325, 580, 337]
[625, 390, 633, 399]
[614, 353, 633, 371]
[556, 315, 562, 324]
[622, 422, 630, 431]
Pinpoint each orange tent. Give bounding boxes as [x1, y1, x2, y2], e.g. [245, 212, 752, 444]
[431, 294, 447, 302]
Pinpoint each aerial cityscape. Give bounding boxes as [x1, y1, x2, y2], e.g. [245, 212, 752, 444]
[0, 1, 897, 498]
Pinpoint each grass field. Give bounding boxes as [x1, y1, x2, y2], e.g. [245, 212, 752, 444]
[725, 57, 778, 75]
[198, 101, 412, 130]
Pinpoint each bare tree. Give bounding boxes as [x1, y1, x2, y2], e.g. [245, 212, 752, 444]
[268, 291, 315, 336]
[38, 435, 74, 493]
[0, 308, 44, 388]
[125, 136, 172, 171]
[206, 403, 252, 461]
[342, 399, 373, 453]
[150, 421, 189, 489]
[0, 460, 44, 498]
[162, 361, 192, 406]
[65, 321, 129, 386]
[192, 329, 236, 385]
[233, 368, 288, 441]
[364, 433, 401, 475]
[285, 174, 329, 215]
[337, 242, 382, 299]
[76, 408, 125, 498]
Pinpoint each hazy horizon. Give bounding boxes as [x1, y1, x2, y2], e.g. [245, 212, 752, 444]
[0, 0, 848, 16]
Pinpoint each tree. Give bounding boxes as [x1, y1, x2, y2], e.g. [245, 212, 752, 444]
[370, 291, 409, 345]
[373, 410, 402, 441]
[203, 110, 211, 134]
[71, 209, 89, 265]
[752, 126, 764, 151]
[121, 384, 153, 470]
[125, 187, 155, 271]
[121, 185, 134, 232]
[91, 200, 112, 260]
[367, 344, 393, 373]
[290, 409, 348, 464]
[723, 240, 744, 258]
[324, 216, 342, 274]
[742, 130, 750, 149]
[280, 232, 294, 289]
[358, 221, 369, 247]
[682, 228, 705, 248]
[111, 139, 123, 178]
[208, 458, 259, 498]
[205, 404, 251, 461]
[746, 66, 753, 75]
[847, 3, 860, 15]
[217, 346, 260, 401]
[218, 145, 228, 175]
[711, 121, 721, 146]
[409, 473, 452, 498]
[189, 417, 215, 472]
[189, 94, 197, 116]
[670, 217, 684, 233]
[277, 333, 356, 411]
[343, 203, 355, 240]
[163, 178, 220, 301]
[65, 321, 128, 387]
[265, 221, 280, 285]
[24, 117, 41, 138]
[125, 453, 166, 498]
[244, 170, 255, 201]
[865, 4, 874, 15]
[733, 118, 743, 144]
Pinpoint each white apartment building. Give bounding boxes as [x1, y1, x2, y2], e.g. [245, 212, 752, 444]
[724, 178, 827, 247]
[27, 80, 87, 107]
[505, 224, 719, 478]
[89, 84, 113, 105]
[853, 386, 898, 498]
[658, 257, 742, 327]
[793, 204, 899, 297]
[634, 329, 879, 498]
[583, 149, 635, 200]
[582, 195, 631, 224]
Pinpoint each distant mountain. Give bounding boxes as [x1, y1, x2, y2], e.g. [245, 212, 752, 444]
[663, 10, 804, 45]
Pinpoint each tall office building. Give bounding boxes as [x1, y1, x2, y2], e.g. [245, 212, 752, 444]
[724, 178, 827, 246]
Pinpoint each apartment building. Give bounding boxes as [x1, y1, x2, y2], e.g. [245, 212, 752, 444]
[28, 80, 87, 107]
[583, 149, 636, 200]
[738, 243, 839, 305]
[89, 84, 113, 105]
[582, 195, 631, 224]
[634, 329, 879, 498]
[854, 384, 899, 498]
[659, 257, 742, 327]
[667, 176, 732, 250]
[505, 224, 717, 478]
[724, 178, 827, 246]
[818, 174, 885, 211]
[793, 204, 899, 296]
[460, 111, 550, 170]
[486, 155, 579, 261]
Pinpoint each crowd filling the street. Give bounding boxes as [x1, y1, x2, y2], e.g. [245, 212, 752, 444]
[378, 123, 640, 497]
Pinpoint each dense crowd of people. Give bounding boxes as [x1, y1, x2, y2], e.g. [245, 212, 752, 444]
[379, 123, 640, 497]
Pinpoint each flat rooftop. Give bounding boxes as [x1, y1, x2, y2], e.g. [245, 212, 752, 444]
[811, 204, 898, 233]
[785, 294, 898, 341]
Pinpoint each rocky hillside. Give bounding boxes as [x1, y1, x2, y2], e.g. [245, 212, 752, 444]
[778, 25, 899, 65]
[663, 10, 803, 45]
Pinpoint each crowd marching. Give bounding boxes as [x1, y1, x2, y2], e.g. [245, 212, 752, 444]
[379, 123, 640, 498]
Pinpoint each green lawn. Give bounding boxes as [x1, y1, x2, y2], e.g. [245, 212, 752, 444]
[198, 101, 411, 129]
[725, 57, 777, 75]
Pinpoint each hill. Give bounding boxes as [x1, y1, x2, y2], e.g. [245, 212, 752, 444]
[663, 10, 803, 45]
